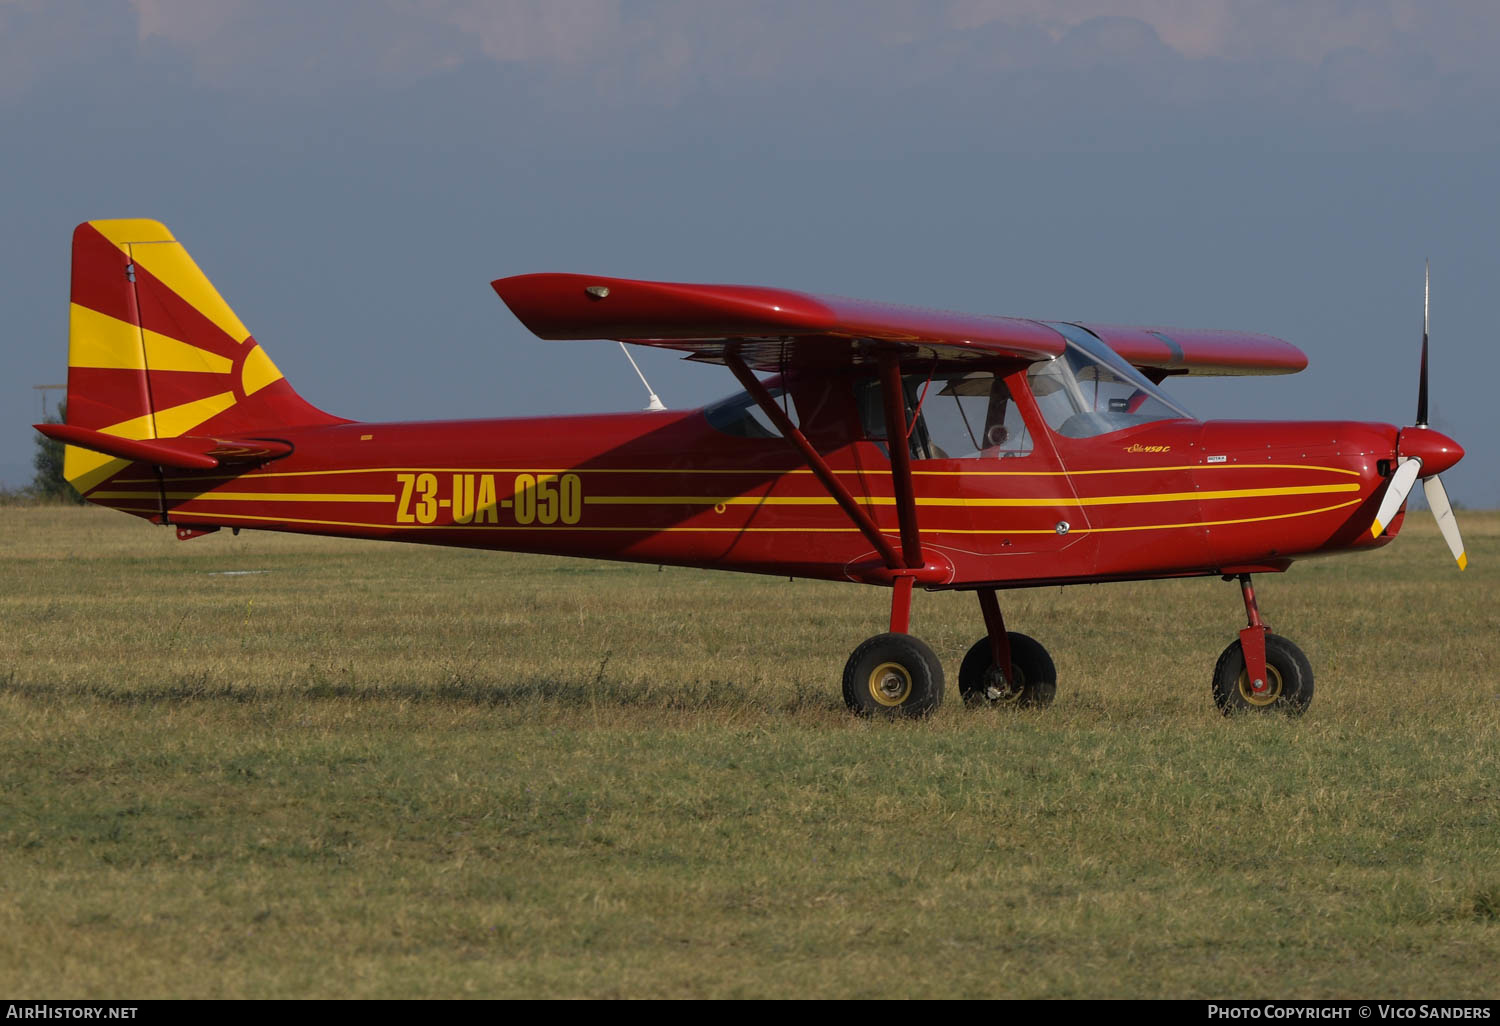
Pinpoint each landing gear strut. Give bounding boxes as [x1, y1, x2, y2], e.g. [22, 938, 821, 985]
[1211, 574, 1313, 715]
[728, 345, 1053, 717]
[957, 588, 1057, 707]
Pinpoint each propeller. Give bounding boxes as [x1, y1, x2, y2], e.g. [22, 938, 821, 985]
[1369, 261, 1468, 570]
[1370, 457, 1423, 537]
[1423, 474, 1468, 571]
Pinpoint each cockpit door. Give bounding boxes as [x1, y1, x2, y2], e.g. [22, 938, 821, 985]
[950, 367, 1097, 574]
[851, 368, 1096, 578]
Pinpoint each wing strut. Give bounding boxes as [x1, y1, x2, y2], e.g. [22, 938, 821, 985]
[725, 346, 941, 634]
[877, 350, 925, 569]
[725, 348, 904, 570]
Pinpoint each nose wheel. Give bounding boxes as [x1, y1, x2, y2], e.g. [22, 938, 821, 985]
[1211, 633, 1313, 714]
[1212, 574, 1314, 715]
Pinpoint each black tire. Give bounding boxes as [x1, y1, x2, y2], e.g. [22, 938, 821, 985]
[842, 633, 945, 718]
[1211, 634, 1314, 715]
[957, 632, 1057, 709]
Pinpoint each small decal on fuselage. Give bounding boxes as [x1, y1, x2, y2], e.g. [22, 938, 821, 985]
[1124, 444, 1171, 453]
[1206, 455, 1228, 463]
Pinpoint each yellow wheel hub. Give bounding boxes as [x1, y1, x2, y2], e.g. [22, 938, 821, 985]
[1237, 662, 1285, 706]
[868, 661, 913, 706]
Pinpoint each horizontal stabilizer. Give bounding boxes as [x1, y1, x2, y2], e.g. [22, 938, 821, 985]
[35, 423, 291, 470]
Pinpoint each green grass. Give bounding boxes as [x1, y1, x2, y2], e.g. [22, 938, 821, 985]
[1, 507, 1497, 997]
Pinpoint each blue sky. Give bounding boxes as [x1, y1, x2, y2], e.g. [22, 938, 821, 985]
[3, 0, 1495, 508]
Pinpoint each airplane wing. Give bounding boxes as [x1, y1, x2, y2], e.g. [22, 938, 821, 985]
[492, 274, 1308, 376]
[1073, 323, 1307, 378]
[492, 274, 1066, 369]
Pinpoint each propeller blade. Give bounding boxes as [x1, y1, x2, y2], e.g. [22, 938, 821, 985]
[1422, 474, 1468, 571]
[1417, 259, 1430, 427]
[1371, 457, 1423, 538]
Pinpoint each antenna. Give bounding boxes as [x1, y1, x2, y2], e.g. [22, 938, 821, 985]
[617, 342, 667, 411]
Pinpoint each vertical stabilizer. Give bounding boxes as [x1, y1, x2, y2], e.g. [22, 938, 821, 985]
[63, 220, 342, 495]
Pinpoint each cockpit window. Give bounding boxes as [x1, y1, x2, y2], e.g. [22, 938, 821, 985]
[1028, 323, 1194, 439]
[704, 385, 799, 439]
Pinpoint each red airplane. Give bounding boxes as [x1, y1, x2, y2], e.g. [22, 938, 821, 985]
[39, 220, 1468, 717]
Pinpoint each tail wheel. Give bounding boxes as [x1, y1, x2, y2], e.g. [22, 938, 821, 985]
[842, 633, 944, 718]
[1211, 634, 1314, 715]
[958, 632, 1056, 709]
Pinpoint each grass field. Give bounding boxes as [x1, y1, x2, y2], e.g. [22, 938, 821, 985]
[2, 505, 1497, 998]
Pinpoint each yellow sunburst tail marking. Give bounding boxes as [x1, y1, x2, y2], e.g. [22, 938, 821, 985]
[69, 304, 146, 371]
[62, 395, 236, 496]
[70, 304, 232, 373]
[90, 219, 252, 344]
[153, 393, 238, 437]
[63, 407, 167, 492]
[240, 344, 285, 396]
[90, 220, 174, 247]
[64, 453, 131, 495]
[61, 220, 345, 500]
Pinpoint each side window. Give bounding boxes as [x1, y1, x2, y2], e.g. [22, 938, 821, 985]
[855, 371, 1033, 460]
[704, 386, 799, 439]
[924, 372, 1033, 458]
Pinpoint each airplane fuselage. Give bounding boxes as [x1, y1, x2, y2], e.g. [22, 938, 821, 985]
[93, 407, 1415, 590]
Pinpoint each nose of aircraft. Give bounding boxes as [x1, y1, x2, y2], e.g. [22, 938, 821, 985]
[1399, 425, 1464, 476]
[1368, 422, 1469, 570]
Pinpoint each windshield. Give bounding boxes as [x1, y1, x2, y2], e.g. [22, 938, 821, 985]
[1027, 323, 1194, 438]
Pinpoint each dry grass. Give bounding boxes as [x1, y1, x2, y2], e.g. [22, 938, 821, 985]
[1, 506, 1497, 997]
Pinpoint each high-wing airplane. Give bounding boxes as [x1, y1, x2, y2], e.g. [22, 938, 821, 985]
[38, 220, 1467, 717]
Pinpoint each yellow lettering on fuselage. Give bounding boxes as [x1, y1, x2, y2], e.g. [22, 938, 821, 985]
[476, 474, 498, 523]
[395, 473, 417, 523]
[452, 473, 475, 524]
[413, 473, 438, 524]
[392, 472, 578, 527]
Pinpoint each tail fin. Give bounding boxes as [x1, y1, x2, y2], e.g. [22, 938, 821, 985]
[62, 219, 343, 495]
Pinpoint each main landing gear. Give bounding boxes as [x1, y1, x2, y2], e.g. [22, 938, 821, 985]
[956, 587, 1057, 708]
[1210, 574, 1313, 715]
[841, 583, 1057, 718]
[842, 632, 945, 717]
